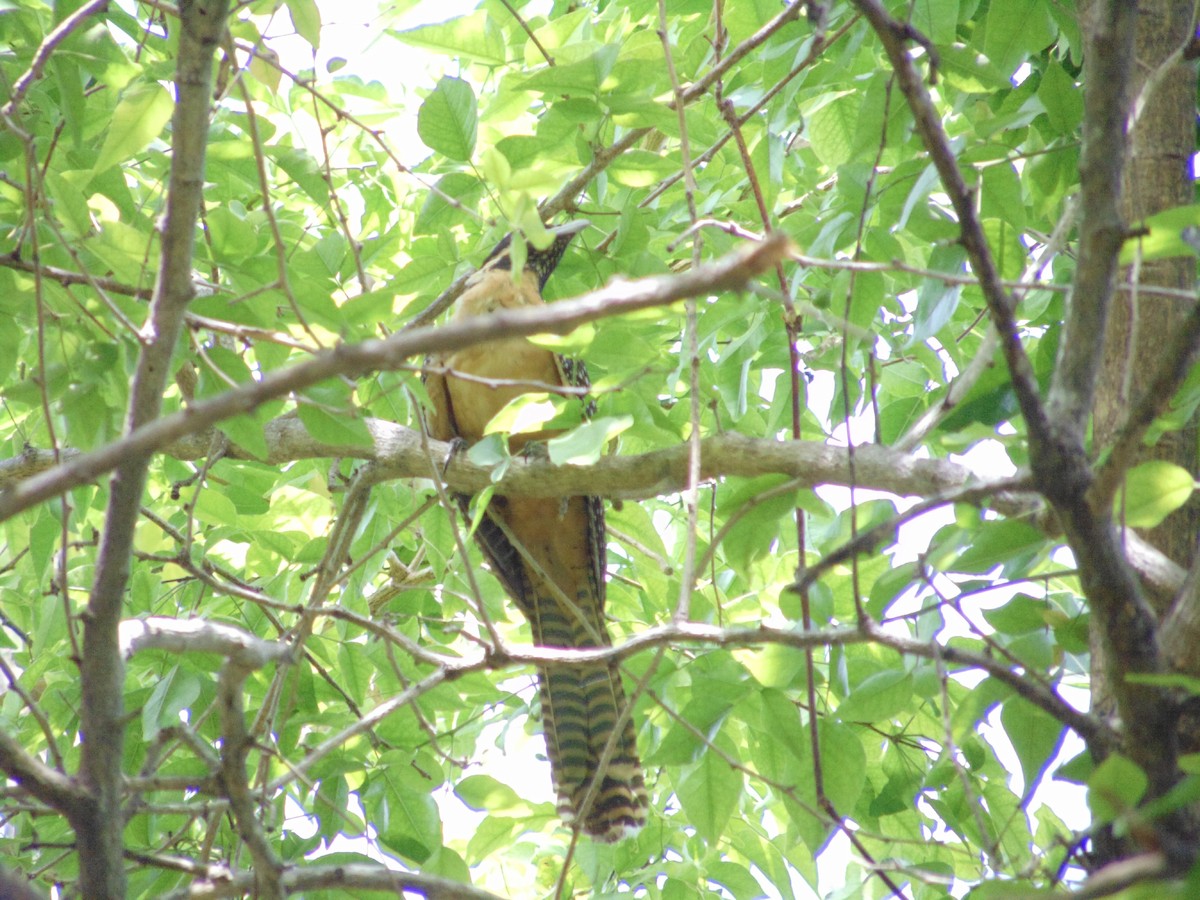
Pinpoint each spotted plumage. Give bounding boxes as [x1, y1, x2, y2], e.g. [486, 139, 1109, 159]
[423, 221, 647, 842]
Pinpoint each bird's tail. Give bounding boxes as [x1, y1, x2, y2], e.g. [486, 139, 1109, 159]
[532, 595, 648, 842]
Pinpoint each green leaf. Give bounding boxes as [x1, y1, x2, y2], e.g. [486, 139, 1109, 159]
[676, 748, 742, 844]
[1121, 203, 1200, 264]
[708, 861, 765, 900]
[391, 11, 507, 67]
[807, 92, 858, 169]
[878, 395, 923, 444]
[483, 392, 562, 437]
[835, 669, 912, 723]
[455, 774, 535, 815]
[716, 475, 800, 571]
[94, 82, 173, 174]
[466, 817, 522, 864]
[465, 485, 496, 539]
[421, 845, 472, 885]
[417, 75, 478, 162]
[1127, 672, 1200, 696]
[912, 245, 965, 342]
[844, 267, 884, 335]
[952, 520, 1046, 574]
[205, 206, 259, 262]
[192, 488, 239, 526]
[652, 670, 749, 766]
[1000, 697, 1063, 795]
[1121, 460, 1195, 528]
[42, 171, 92, 238]
[270, 146, 329, 205]
[1039, 62, 1082, 134]
[983, 0, 1054, 75]
[1140, 775, 1200, 824]
[285, 0, 321, 49]
[734, 643, 806, 690]
[980, 161, 1026, 231]
[911, 0, 960, 45]
[297, 404, 373, 449]
[609, 149, 681, 188]
[142, 666, 201, 741]
[939, 43, 1015, 92]
[378, 790, 441, 863]
[466, 434, 510, 469]
[965, 882, 1056, 899]
[982, 594, 1050, 635]
[817, 720, 867, 816]
[28, 512, 58, 582]
[519, 43, 618, 95]
[547, 415, 632, 465]
[1087, 754, 1147, 824]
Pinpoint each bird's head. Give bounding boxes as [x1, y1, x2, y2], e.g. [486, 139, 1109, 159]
[480, 219, 589, 291]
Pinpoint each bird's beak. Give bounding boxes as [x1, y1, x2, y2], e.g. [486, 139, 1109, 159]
[549, 219, 590, 238]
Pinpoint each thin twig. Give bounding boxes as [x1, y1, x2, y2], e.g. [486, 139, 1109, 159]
[1, 234, 792, 521]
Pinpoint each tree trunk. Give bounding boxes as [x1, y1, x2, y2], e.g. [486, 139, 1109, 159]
[1088, 0, 1198, 868]
[1093, 2, 1199, 577]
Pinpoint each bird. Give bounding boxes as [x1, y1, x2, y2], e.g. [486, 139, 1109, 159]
[423, 220, 648, 842]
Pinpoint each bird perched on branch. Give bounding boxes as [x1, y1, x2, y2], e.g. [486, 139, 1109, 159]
[423, 220, 648, 842]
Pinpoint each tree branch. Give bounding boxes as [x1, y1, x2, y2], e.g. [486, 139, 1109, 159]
[216, 658, 283, 899]
[1041, 9, 1193, 861]
[263, 619, 1113, 774]
[174, 862, 505, 899]
[1046, 1, 1138, 443]
[119, 617, 292, 669]
[74, 3, 230, 897]
[268, 668, 449, 794]
[850, 0, 1051, 450]
[0, 0, 111, 135]
[0, 233, 792, 522]
[0, 728, 83, 814]
[3, 418, 1188, 600]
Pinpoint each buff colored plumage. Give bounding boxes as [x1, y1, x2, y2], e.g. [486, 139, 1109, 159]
[424, 222, 647, 841]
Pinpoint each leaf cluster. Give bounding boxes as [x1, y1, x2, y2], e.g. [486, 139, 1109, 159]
[2, 1, 1198, 898]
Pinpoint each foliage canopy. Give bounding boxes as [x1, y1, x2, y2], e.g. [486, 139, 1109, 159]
[2, 1, 1199, 898]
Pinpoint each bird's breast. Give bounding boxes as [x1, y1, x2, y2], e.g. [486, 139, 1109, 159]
[443, 337, 562, 446]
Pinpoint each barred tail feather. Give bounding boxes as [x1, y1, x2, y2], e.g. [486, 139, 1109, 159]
[539, 661, 647, 842]
[532, 594, 648, 842]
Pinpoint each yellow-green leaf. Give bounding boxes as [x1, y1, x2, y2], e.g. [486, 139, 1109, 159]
[1087, 754, 1147, 824]
[548, 415, 631, 465]
[286, 0, 321, 49]
[391, 11, 507, 67]
[484, 393, 563, 436]
[1121, 459, 1196, 527]
[417, 76, 478, 162]
[94, 82, 173, 174]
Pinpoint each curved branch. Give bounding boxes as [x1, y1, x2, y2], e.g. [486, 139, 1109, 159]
[0, 0, 111, 134]
[265, 619, 1113, 781]
[1046, 2, 1138, 442]
[175, 862, 505, 899]
[3, 419, 1187, 599]
[0, 728, 83, 813]
[217, 658, 283, 898]
[119, 617, 292, 669]
[850, 0, 1050, 449]
[0, 234, 792, 522]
